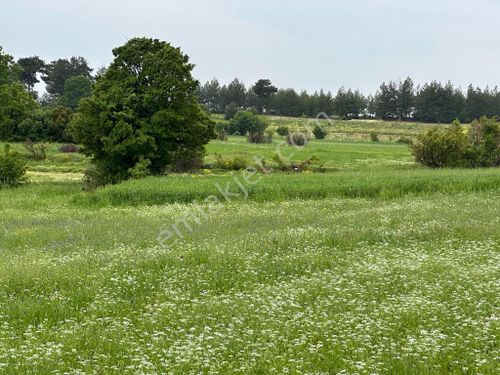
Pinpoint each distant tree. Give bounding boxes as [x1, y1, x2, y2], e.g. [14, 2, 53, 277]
[397, 77, 415, 119]
[223, 78, 246, 108]
[42, 56, 93, 98]
[374, 81, 398, 120]
[0, 46, 21, 85]
[70, 38, 213, 184]
[17, 56, 45, 94]
[272, 88, 302, 116]
[414, 81, 464, 123]
[0, 83, 38, 141]
[47, 106, 74, 142]
[224, 102, 239, 120]
[251, 79, 277, 112]
[333, 88, 366, 119]
[198, 79, 222, 112]
[228, 110, 268, 136]
[59, 75, 93, 110]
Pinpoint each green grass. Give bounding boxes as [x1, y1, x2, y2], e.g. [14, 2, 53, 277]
[0, 129, 499, 374]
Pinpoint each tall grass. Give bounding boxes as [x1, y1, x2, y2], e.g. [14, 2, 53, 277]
[74, 168, 500, 207]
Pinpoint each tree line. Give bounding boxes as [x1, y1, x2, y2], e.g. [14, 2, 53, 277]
[198, 77, 500, 123]
[0, 46, 94, 142]
[2, 42, 500, 146]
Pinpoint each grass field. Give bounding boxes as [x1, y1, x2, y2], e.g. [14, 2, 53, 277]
[0, 120, 499, 374]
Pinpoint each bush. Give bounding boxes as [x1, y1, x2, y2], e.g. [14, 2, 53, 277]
[59, 144, 79, 153]
[214, 123, 228, 141]
[272, 154, 320, 172]
[128, 157, 152, 179]
[82, 164, 113, 191]
[170, 148, 205, 173]
[370, 132, 380, 142]
[287, 132, 308, 147]
[23, 139, 48, 161]
[313, 125, 327, 140]
[0, 144, 27, 187]
[224, 102, 239, 120]
[229, 111, 268, 136]
[215, 154, 248, 170]
[247, 131, 273, 144]
[412, 121, 468, 168]
[276, 126, 289, 137]
[397, 136, 413, 145]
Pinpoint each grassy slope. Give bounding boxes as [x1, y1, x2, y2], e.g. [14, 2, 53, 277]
[0, 122, 499, 374]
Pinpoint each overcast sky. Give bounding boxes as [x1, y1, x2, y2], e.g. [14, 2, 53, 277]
[2, 0, 500, 94]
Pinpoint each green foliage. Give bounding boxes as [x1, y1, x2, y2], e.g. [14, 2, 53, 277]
[313, 125, 327, 140]
[128, 156, 152, 179]
[370, 132, 380, 142]
[412, 121, 468, 167]
[413, 117, 500, 168]
[170, 148, 206, 173]
[276, 125, 289, 137]
[0, 83, 39, 141]
[224, 102, 239, 120]
[215, 154, 248, 170]
[287, 132, 308, 147]
[251, 79, 278, 112]
[414, 82, 465, 123]
[70, 37, 214, 184]
[58, 75, 93, 110]
[41, 56, 93, 98]
[23, 140, 48, 161]
[333, 87, 366, 119]
[246, 131, 272, 144]
[0, 46, 21, 85]
[11, 106, 74, 143]
[228, 110, 268, 135]
[17, 56, 45, 93]
[0, 144, 27, 187]
[272, 153, 320, 172]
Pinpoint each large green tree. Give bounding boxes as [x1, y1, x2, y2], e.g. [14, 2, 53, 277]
[71, 37, 214, 183]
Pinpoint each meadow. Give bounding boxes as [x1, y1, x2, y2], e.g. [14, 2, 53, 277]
[0, 118, 499, 374]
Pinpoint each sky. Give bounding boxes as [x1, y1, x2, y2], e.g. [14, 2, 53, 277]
[2, 0, 500, 95]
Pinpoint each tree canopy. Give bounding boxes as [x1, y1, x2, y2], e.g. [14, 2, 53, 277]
[70, 37, 214, 183]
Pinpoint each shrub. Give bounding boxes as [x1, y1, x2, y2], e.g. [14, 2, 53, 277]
[370, 132, 380, 142]
[272, 154, 320, 172]
[128, 157, 152, 179]
[82, 164, 113, 191]
[215, 154, 248, 170]
[412, 121, 468, 168]
[287, 132, 308, 147]
[59, 144, 79, 153]
[276, 126, 289, 137]
[23, 139, 48, 161]
[229, 111, 268, 136]
[313, 125, 327, 140]
[214, 123, 228, 141]
[247, 131, 272, 144]
[0, 144, 27, 187]
[170, 148, 205, 173]
[397, 136, 413, 145]
[224, 102, 239, 120]
[466, 117, 500, 167]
